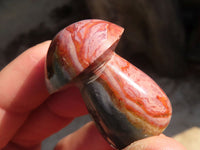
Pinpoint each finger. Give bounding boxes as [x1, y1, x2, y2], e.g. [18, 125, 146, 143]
[0, 41, 51, 148]
[0, 41, 51, 112]
[11, 86, 88, 148]
[124, 134, 186, 150]
[0, 40, 88, 149]
[54, 122, 114, 150]
[2, 143, 41, 150]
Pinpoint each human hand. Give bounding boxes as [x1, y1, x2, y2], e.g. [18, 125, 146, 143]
[0, 41, 186, 150]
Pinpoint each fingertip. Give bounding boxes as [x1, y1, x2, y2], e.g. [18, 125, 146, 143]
[30, 40, 51, 52]
[124, 134, 186, 150]
[54, 122, 114, 150]
[47, 86, 88, 118]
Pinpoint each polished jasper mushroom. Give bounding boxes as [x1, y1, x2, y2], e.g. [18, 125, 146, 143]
[45, 19, 172, 149]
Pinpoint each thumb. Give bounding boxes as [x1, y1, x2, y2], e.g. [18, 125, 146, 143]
[124, 134, 186, 150]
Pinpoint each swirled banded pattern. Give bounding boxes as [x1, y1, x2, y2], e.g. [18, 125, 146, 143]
[46, 19, 123, 87]
[96, 53, 172, 136]
[46, 19, 172, 149]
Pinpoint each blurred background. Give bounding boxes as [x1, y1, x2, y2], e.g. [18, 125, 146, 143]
[0, 0, 199, 149]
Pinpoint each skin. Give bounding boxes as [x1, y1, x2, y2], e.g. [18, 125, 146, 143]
[0, 41, 186, 150]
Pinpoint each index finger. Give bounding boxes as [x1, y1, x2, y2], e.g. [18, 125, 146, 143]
[0, 41, 51, 148]
[0, 41, 88, 149]
[0, 41, 51, 112]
